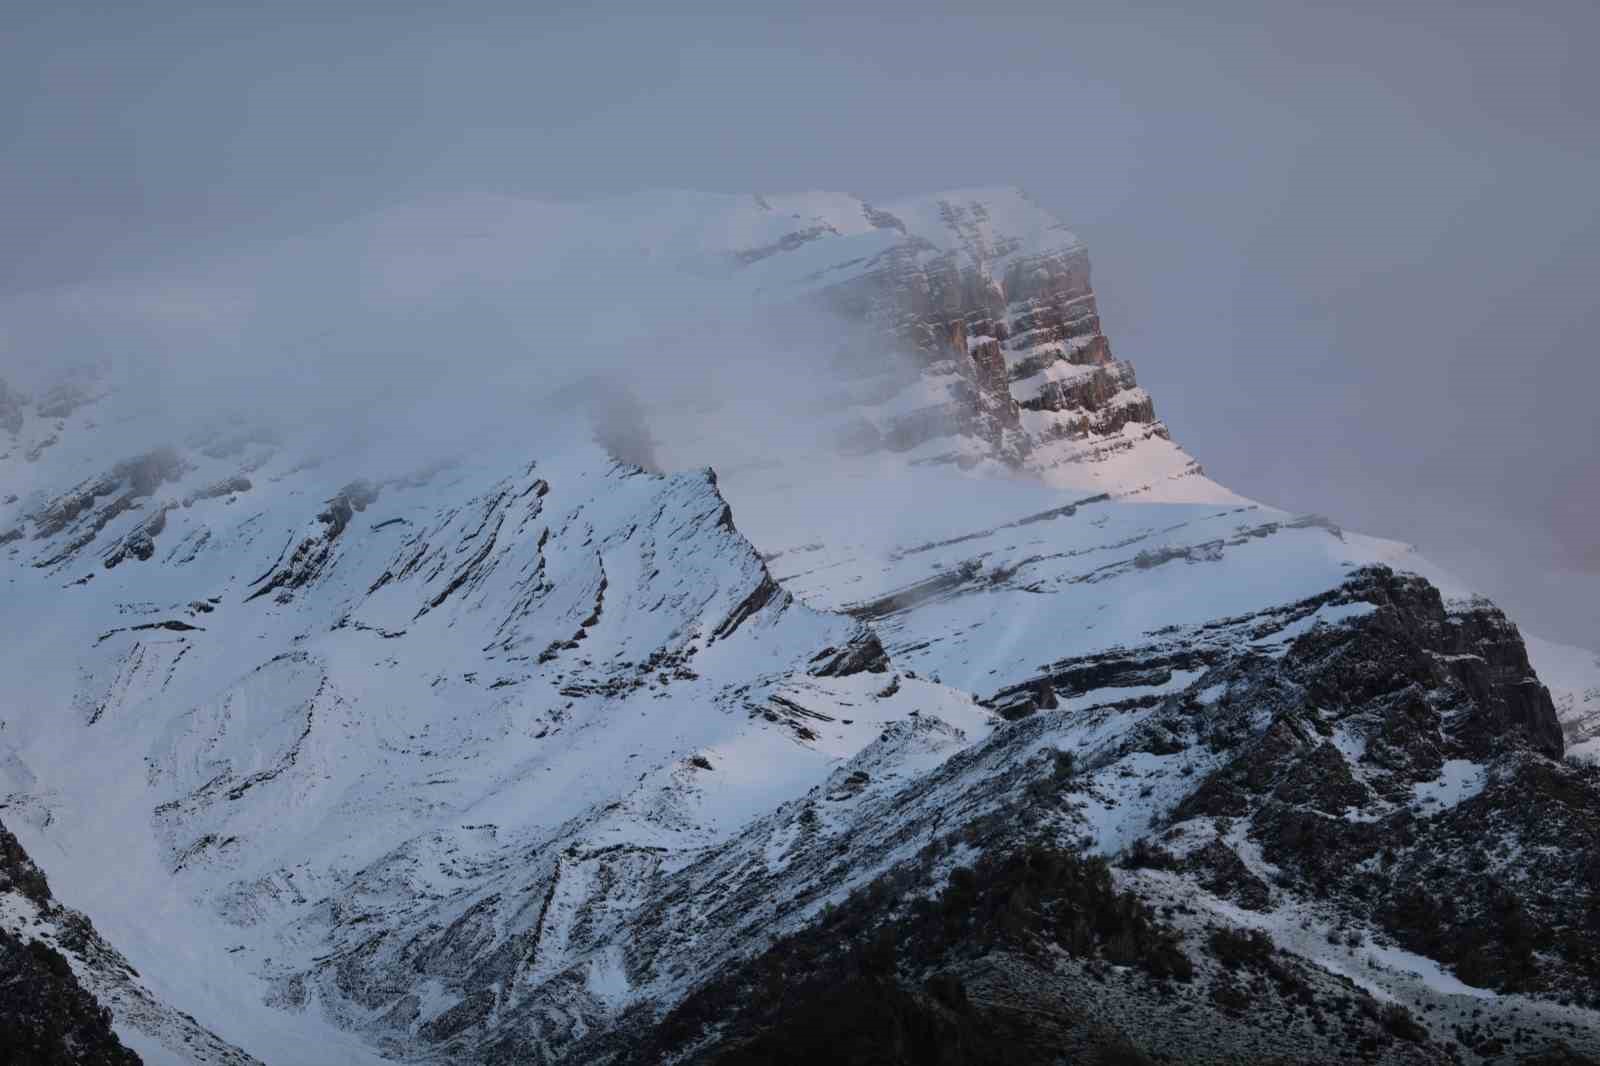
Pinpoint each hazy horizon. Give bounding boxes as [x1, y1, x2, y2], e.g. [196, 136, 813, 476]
[4, 0, 1596, 645]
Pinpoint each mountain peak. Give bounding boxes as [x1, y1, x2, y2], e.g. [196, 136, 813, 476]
[708, 185, 1217, 501]
[5, 184, 1596, 1065]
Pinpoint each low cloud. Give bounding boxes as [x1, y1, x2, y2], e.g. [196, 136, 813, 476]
[0, 193, 896, 485]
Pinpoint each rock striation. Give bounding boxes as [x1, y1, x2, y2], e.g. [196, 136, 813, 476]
[791, 190, 1169, 482]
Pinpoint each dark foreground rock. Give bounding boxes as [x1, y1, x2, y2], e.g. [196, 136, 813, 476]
[565, 568, 1600, 1065]
[0, 819, 142, 1066]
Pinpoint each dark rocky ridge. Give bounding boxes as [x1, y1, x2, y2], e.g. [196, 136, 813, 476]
[554, 568, 1596, 1065]
[283, 559, 1600, 1064]
[1129, 570, 1597, 1006]
[601, 844, 1468, 1066]
[26, 448, 186, 569]
[0, 929, 143, 1066]
[0, 818, 143, 1066]
[246, 478, 380, 601]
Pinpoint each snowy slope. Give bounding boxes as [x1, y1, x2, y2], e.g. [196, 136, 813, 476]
[0, 376, 1021, 1060]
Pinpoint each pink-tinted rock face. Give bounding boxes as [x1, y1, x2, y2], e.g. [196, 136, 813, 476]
[812, 215, 1156, 468]
[1022, 363, 1135, 415]
[969, 337, 1019, 429]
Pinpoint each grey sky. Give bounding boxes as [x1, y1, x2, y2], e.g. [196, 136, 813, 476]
[4, 0, 1597, 644]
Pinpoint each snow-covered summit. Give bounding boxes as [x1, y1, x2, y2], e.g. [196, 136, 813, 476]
[2, 186, 1596, 1064]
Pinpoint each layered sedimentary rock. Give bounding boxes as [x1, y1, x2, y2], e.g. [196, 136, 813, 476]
[795, 190, 1166, 480]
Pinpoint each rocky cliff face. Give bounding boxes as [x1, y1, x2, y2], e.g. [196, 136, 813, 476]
[0, 187, 1596, 1065]
[783, 190, 1178, 488]
[1022, 569, 1597, 1008]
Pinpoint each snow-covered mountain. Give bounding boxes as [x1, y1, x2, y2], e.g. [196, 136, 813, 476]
[2, 188, 1596, 1064]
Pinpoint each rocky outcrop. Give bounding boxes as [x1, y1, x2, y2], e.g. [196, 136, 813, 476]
[732, 223, 838, 265]
[103, 505, 175, 568]
[1076, 568, 1591, 1005]
[567, 568, 1597, 1064]
[808, 628, 891, 676]
[1019, 362, 1132, 414]
[0, 928, 143, 1066]
[0, 818, 54, 907]
[28, 448, 185, 568]
[1004, 251, 1102, 345]
[0, 819, 143, 1066]
[602, 849, 1459, 1065]
[806, 194, 1160, 473]
[246, 479, 379, 601]
[182, 475, 252, 507]
[32, 449, 181, 538]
